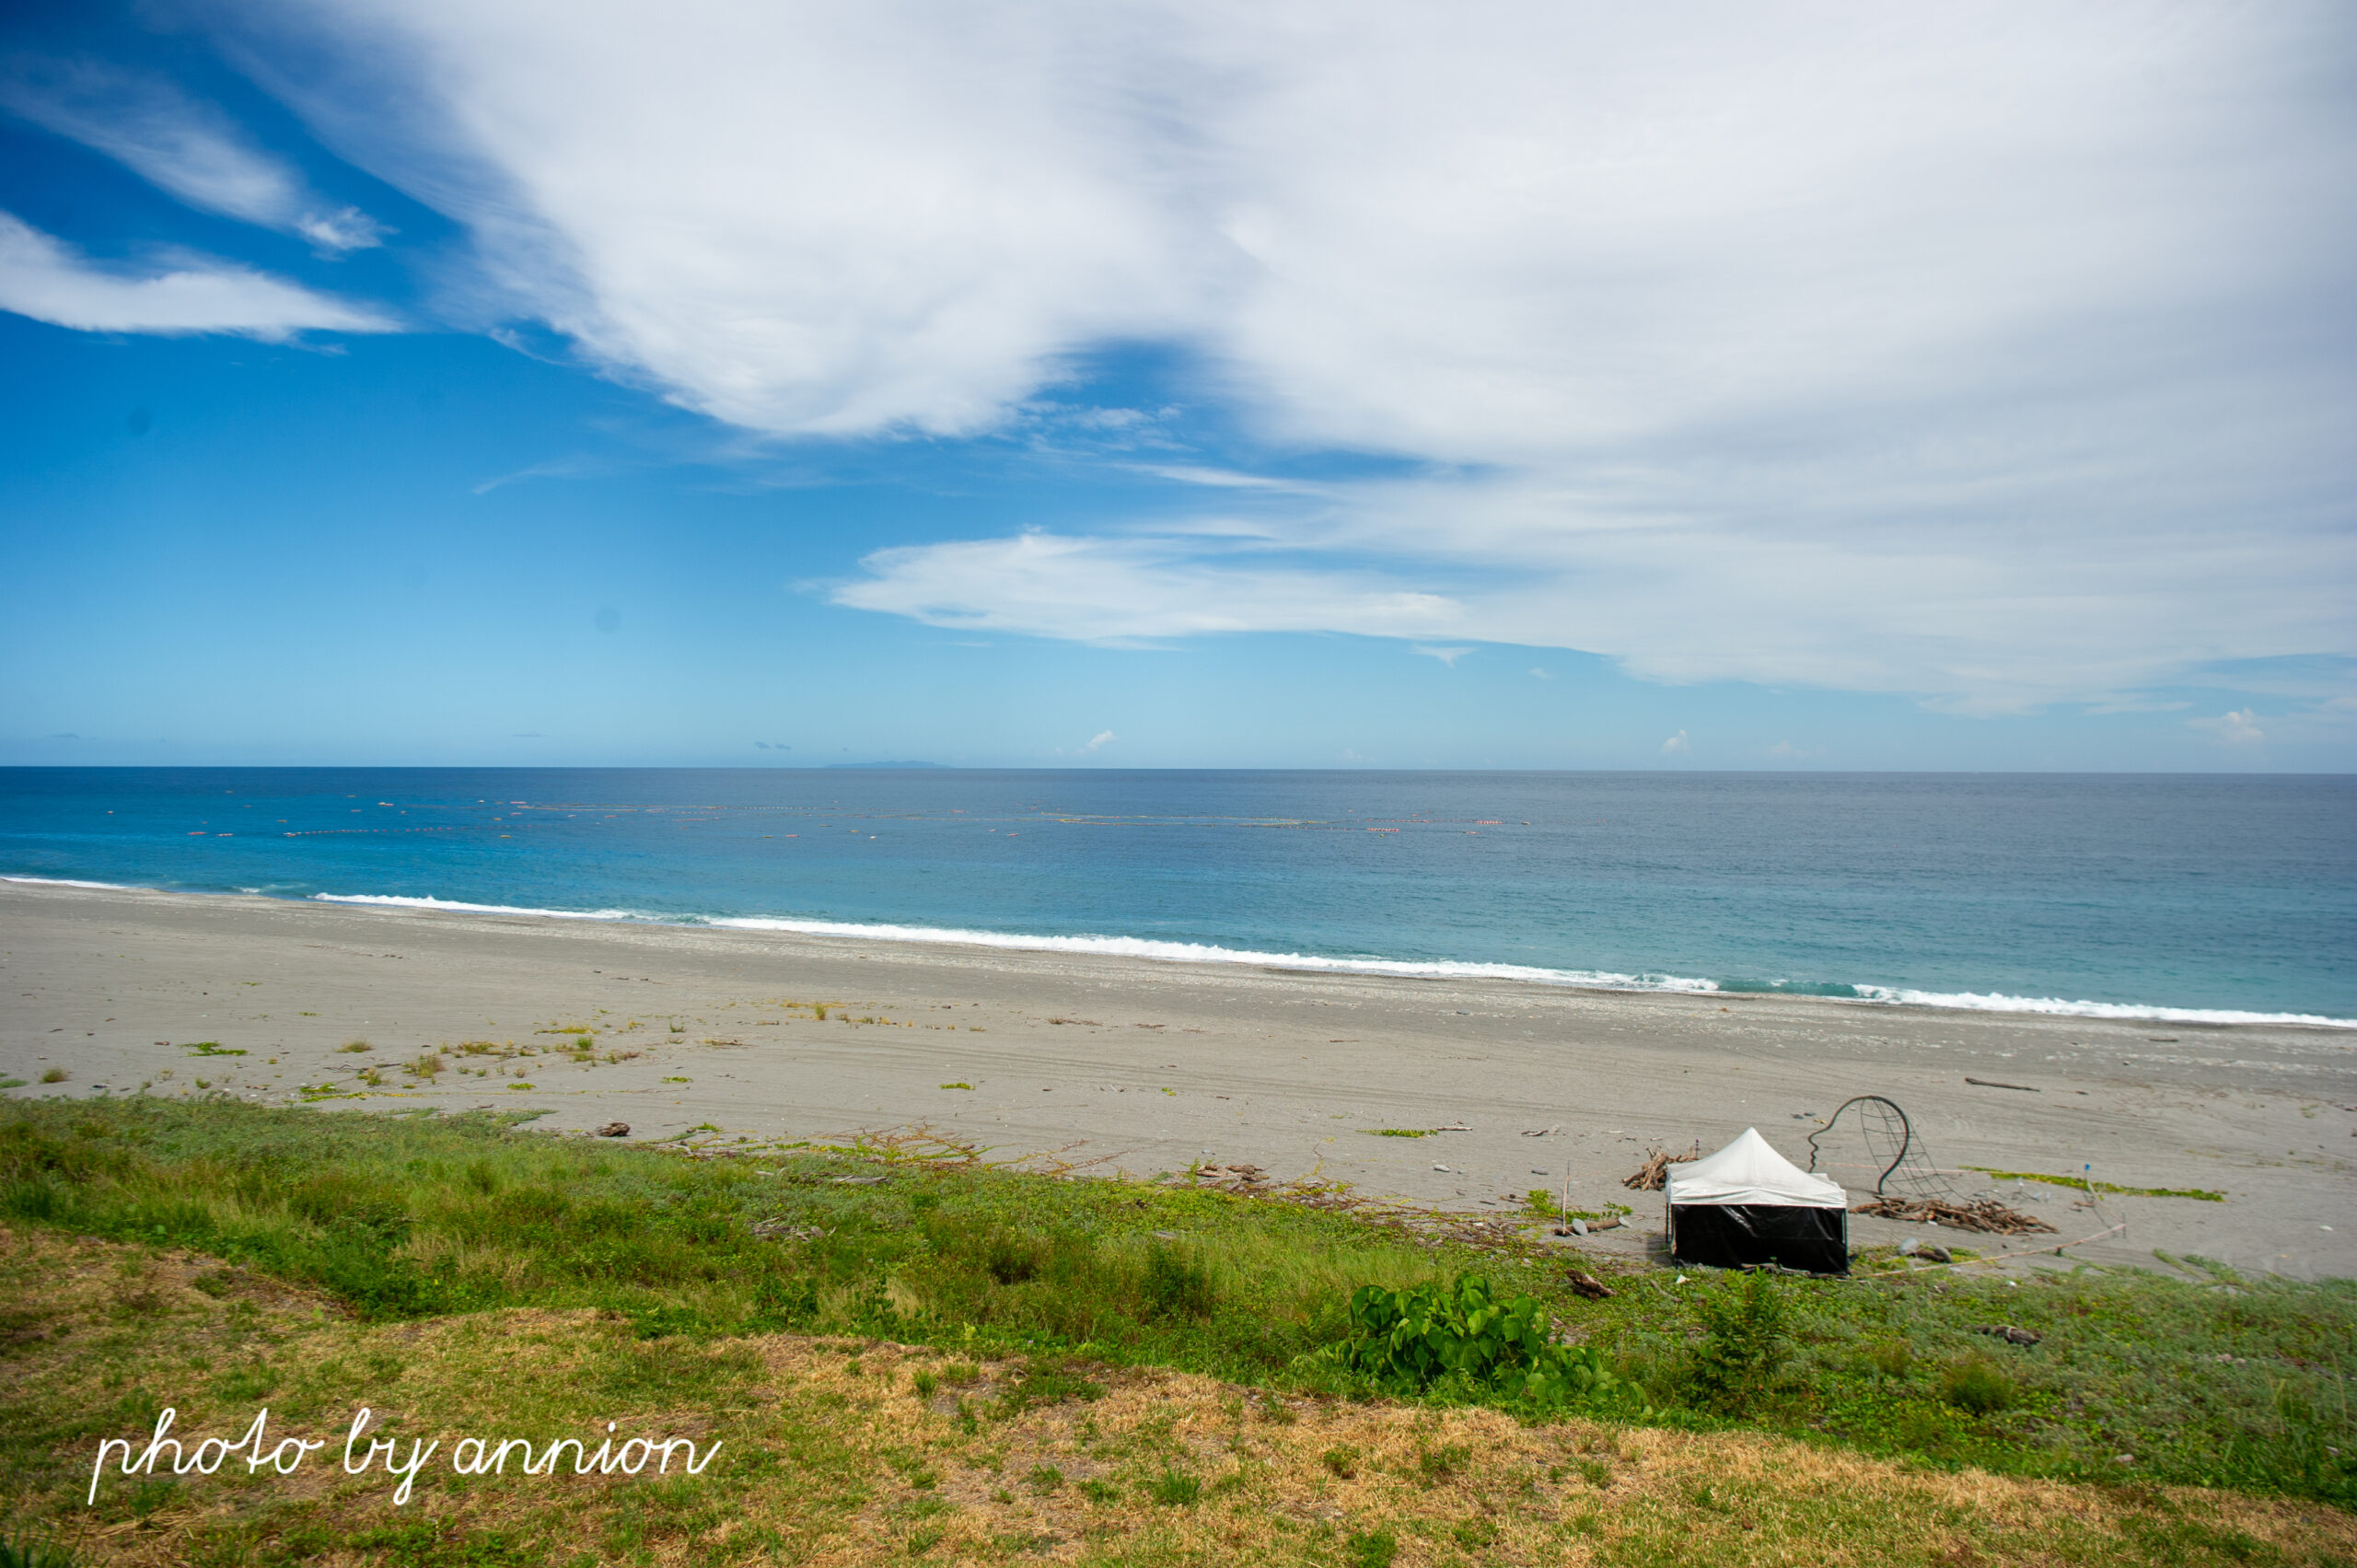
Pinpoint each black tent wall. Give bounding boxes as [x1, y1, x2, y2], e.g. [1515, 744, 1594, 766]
[1669, 1202, 1849, 1275]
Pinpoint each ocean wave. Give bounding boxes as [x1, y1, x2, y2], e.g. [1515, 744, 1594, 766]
[706, 912, 1725, 992]
[309, 892, 646, 921]
[1849, 984, 2357, 1029]
[2, 874, 139, 890]
[169, 889, 2353, 1031]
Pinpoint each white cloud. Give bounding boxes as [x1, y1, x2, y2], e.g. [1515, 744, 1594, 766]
[0, 58, 386, 250]
[1412, 645, 1470, 668]
[216, 2, 2354, 705]
[1767, 740, 1808, 759]
[1528, 667, 1551, 679]
[2189, 709, 2266, 745]
[1662, 730, 1690, 756]
[1079, 729, 1116, 752]
[0, 212, 395, 338]
[830, 531, 1460, 643]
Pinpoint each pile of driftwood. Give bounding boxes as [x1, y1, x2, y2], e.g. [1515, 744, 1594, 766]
[1621, 1143, 1701, 1191]
[1852, 1195, 2057, 1234]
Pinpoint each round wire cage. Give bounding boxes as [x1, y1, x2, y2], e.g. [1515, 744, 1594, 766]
[1806, 1095, 1960, 1202]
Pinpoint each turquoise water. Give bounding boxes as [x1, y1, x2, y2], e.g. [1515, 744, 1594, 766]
[3, 768, 2351, 1026]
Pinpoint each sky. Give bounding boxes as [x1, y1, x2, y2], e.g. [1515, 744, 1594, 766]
[1, 1, 2351, 771]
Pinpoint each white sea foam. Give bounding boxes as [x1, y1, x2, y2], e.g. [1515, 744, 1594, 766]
[1850, 984, 2357, 1029]
[2, 874, 137, 890]
[309, 892, 644, 921]
[241, 889, 2357, 1031]
[707, 912, 1725, 992]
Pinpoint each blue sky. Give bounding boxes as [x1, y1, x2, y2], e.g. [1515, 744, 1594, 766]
[2, 2, 2351, 771]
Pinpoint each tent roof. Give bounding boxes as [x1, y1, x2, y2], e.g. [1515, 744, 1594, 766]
[1666, 1127, 1847, 1210]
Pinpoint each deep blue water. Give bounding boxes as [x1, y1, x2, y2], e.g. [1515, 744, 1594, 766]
[3, 768, 2351, 1025]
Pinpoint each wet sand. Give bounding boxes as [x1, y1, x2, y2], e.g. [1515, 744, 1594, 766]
[5, 879, 2351, 1277]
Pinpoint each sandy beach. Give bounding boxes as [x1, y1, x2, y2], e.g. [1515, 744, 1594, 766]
[5, 878, 2351, 1278]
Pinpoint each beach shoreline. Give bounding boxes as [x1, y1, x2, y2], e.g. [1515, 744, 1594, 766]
[5, 877, 2352, 1278]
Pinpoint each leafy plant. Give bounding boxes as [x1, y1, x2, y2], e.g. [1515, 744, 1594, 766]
[1940, 1352, 2015, 1414]
[1142, 1244, 1213, 1318]
[1325, 1274, 1621, 1408]
[1686, 1269, 1793, 1412]
[37, 1069, 66, 1085]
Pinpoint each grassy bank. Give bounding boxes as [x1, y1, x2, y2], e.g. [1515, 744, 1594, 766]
[2, 1098, 2352, 1563]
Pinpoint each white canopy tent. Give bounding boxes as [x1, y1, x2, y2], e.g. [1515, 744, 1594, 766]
[1666, 1127, 1847, 1209]
[1666, 1127, 1851, 1273]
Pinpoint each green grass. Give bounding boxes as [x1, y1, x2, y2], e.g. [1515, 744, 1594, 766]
[0, 1097, 2351, 1513]
[1364, 1128, 1429, 1138]
[1966, 1167, 2227, 1202]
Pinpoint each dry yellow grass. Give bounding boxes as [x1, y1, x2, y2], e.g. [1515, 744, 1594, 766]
[4, 1226, 2351, 1567]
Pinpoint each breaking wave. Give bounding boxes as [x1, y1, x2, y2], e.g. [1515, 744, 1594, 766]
[288, 889, 2357, 1029]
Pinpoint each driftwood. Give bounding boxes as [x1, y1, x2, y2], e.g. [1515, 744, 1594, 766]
[1621, 1143, 1701, 1191]
[1562, 1268, 1615, 1301]
[1971, 1324, 2044, 1345]
[1852, 1195, 2057, 1234]
[595, 1121, 630, 1138]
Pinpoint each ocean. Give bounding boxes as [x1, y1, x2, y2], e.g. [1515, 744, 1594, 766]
[3, 768, 2351, 1027]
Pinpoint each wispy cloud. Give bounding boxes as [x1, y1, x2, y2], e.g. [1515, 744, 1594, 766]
[213, 4, 2355, 708]
[2189, 709, 2266, 745]
[830, 532, 1461, 643]
[1, 58, 386, 250]
[1412, 645, 1471, 668]
[1080, 729, 1115, 752]
[0, 212, 395, 338]
[1662, 730, 1691, 757]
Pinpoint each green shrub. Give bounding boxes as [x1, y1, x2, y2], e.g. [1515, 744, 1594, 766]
[1941, 1352, 2015, 1415]
[1686, 1270, 1792, 1412]
[1345, 1527, 1399, 1568]
[982, 1229, 1045, 1284]
[1142, 1245, 1213, 1318]
[1326, 1274, 1621, 1408]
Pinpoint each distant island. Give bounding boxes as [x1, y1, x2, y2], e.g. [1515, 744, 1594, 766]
[822, 761, 947, 770]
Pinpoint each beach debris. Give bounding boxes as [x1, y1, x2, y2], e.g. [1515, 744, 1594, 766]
[1898, 1237, 1952, 1263]
[1562, 1268, 1615, 1300]
[1193, 1162, 1269, 1189]
[1622, 1143, 1701, 1191]
[1971, 1324, 2044, 1346]
[1855, 1195, 2056, 1234]
[749, 1219, 827, 1242]
[1521, 1124, 1562, 1137]
[595, 1121, 631, 1138]
[1965, 1077, 2040, 1092]
[1433, 1164, 1451, 1173]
